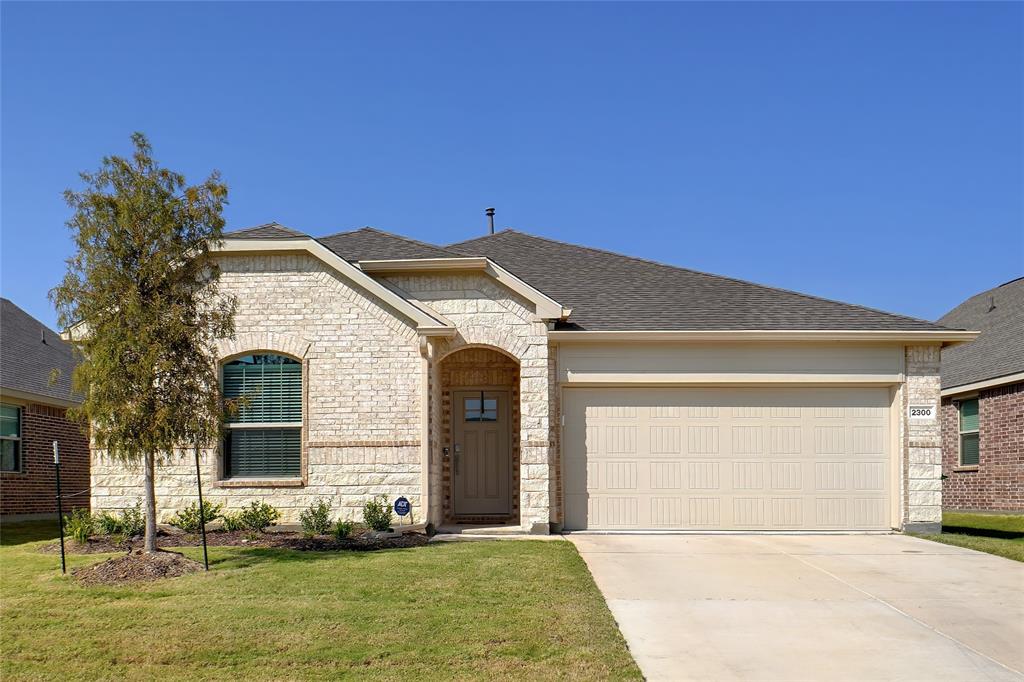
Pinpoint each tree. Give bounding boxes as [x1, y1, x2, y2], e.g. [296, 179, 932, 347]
[52, 133, 235, 552]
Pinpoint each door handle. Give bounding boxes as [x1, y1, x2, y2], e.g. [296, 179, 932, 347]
[454, 444, 461, 475]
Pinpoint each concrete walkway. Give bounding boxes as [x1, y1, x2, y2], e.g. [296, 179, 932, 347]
[570, 534, 1024, 681]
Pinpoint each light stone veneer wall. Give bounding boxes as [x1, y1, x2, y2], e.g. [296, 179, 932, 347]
[91, 254, 426, 523]
[902, 344, 943, 531]
[384, 273, 553, 532]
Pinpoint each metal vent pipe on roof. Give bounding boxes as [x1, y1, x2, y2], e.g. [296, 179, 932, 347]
[486, 207, 495, 234]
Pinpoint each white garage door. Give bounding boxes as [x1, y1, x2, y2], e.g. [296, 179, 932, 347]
[563, 387, 892, 531]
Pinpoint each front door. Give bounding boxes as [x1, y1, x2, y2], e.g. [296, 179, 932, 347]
[453, 390, 511, 516]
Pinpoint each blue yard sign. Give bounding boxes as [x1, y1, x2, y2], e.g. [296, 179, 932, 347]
[394, 497, 411, 517]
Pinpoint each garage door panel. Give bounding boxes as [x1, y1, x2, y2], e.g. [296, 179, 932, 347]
[564, 387, 891, 531]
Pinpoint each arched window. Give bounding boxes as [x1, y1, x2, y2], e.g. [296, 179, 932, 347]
[222, 353, 302, 478]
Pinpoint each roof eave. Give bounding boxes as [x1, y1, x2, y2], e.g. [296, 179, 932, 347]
[548, 329, 980, 344]
[940, 371, 1024, 397]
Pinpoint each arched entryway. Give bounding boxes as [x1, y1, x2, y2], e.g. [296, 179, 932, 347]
[439, 346, 520, 524]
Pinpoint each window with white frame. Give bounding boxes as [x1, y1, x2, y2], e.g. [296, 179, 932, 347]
[222, 354, 302, 478]
[958, 398, 979, 466]
[1, 404, 22, 472]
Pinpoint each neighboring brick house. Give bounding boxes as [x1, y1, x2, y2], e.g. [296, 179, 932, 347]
[938, 278, 1023, 512]
[0, 298, 90, 519]
[88, 223, 976, 533]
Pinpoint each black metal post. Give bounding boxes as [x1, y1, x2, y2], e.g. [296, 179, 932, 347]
[53, 441, 66, 574]
[194, 444, 209, 570]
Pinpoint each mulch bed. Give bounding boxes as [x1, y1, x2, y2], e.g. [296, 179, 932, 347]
[42, 528, 430, 555]
[71, 549, 203, 586]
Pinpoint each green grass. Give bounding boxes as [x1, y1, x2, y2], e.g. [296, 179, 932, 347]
[914, 512, 1024, 563]
[0, 521, 640, 680]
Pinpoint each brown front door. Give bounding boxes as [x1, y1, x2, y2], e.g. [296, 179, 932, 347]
[453, 390, 511, 516]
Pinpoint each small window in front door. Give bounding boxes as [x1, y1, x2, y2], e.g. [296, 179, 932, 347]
[464, 396, 497, 421]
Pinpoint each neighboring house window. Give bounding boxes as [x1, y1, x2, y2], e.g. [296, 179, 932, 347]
[958, 398, 980, 466]
[222, 354, 302, 478]
[1, 404, 22, 472]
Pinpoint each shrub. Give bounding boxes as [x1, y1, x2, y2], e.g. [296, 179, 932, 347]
[299, 498, 332, 537]
[119, 501, 145, 537]
[64, 508, 94, 543]
[94, 500, 145, 538]
[333, 519, 354, 540]
[167, 501, 223, 533]
[237, 500, 280, 533]
[95, 512, 122, 537]
[221, 511, 244, 532]
[362, 495, 393, 532]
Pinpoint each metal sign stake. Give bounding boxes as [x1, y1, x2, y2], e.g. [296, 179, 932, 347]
[53, 441, 66, 574]
[194, 444, 209, 571]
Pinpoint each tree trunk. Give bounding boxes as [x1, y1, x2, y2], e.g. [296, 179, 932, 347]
[143, 452, 158, 552]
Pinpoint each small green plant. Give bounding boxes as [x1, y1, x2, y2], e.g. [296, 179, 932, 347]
[221, 511, 244, 532]
[167, 500, 223, 533]
[95, 512, 122, 537]
[64, 508, 94, 543]
[118, 500, 145, 537]
[362, 495, 393, 532]
[237, 500, 280, 533]
[333, 519, 354, 540]
[299, 498, 332, 537]
[93, 500, 145, 538]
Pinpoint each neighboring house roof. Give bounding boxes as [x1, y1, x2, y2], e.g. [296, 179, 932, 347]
[448, 230, 955, 332]
[937, 277, 1024, 391]
[318, 227, 461, 262]
[223, 222, 309, 239]
[0, 298, 81, 405]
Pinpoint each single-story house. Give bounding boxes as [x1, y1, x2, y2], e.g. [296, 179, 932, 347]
[937, 277, 1023, 512]
[1, 298, 90, 519]
[89, 224, 976, 533]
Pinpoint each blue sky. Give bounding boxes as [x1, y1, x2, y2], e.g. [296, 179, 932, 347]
[3, 2, 1021, 328]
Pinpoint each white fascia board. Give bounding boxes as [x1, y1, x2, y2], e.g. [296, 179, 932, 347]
[214, 238, 455, 336]
[0, 387, 81, 409]
[359, 257, 569, 320]
[359, 257, 490, 272]
[483, 261, 566, 320]
[548, 330, 980, 344]
[941, 371, 1024, 397]
[562, 372, 903, 385]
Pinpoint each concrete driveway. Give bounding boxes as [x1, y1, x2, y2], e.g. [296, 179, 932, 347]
[570, 534, 1024, 681]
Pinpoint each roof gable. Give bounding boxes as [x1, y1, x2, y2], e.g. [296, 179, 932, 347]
[449, 230, 956, 333]
[938, 277, 1024, 389]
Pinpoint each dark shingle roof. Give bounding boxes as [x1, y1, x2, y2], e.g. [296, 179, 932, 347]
[0, 299, 81, 404]
[318, 227, 460, 262]
[937, 278, 1024, 390]
[224, 222, 309, 239]
[448, 230, 956, 332]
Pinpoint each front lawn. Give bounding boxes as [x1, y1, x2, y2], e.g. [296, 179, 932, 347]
[0, 521, 640, 680]
[913, 512, 1024, 562]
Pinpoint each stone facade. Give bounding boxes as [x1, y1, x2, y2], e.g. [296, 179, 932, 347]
[1, 402, 90, 518]
[902, 345, 943, 531]
[91, 253, 425, 523]
[941, 382, 1024, 512]
[384, 272, 552, 532]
